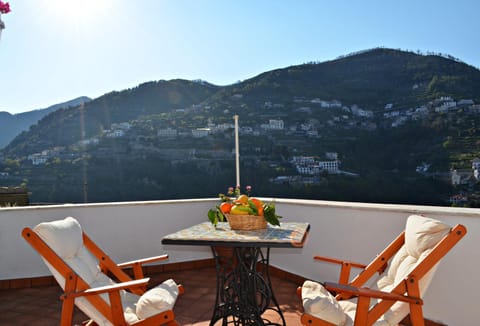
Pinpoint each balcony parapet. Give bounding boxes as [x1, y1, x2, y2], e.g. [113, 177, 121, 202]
[1, 198, 478, 325]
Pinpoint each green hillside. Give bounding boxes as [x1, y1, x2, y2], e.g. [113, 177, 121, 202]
[1, 48, 480, 206]
[3, 80, 219, 156]
[222, 48, 480, 110]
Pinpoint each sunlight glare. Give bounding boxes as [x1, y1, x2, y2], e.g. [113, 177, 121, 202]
[47, 0, 112, 25]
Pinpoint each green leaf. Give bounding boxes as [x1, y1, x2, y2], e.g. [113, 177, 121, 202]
[208, 208, 218, 226]
[263, 202, 282, 226]
[208, 206, 226, 226]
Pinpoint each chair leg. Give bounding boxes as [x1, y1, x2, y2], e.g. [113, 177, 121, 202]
[61, 272, 78, 326]
[408, 304, 425, 326]
[60, 299, 75, 326]
[353, 296, 370, 326]
[108, 291, 128, 326]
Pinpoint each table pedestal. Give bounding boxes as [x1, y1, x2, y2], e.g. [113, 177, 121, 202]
[210, 246, 286, 326]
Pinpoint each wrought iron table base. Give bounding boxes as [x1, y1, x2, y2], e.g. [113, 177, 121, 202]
[210, 246, 286, 326]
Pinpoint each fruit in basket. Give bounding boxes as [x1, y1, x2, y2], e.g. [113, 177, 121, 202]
[249, 198, 264, 216]
[235, 194, 249, 205]
[208, 186, 282, 226]
[230, 204, 254, 215]
[219, 202, 232, 214]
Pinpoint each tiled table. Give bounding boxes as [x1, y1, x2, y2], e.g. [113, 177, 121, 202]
[162, 221, 310, 326]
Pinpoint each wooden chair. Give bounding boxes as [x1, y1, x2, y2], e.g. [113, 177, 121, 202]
[299, 215, 466, 326]
[22, 216, 183, 326]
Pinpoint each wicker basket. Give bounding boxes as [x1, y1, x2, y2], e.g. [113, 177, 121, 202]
[226, 214, 267, 230]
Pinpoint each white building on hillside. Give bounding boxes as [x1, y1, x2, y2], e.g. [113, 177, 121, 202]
[192, 128, 210, 138]
[292, 156, 340, 175]
[158, 128, 177, 138]
[269, 119, 284, 130]
[28, 153, 48, 165]
[472, 158, 480, 180]
[106, 130, 125, 138]
[111, 122, 131, 130]
[351, 105, 374, 118]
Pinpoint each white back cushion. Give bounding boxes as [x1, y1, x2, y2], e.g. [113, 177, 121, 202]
[374, 215, 451, 325]
[405, 214, 451, 258]
[33, 217, 179, 325]
[34, 217, 109, 287]
[34, 216, 83, 259]
[34, 217, 139, 325]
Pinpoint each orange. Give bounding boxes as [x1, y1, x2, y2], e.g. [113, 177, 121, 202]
[249, 198, 264, 216]
[257, 206, 264, 216]
[219, 202, 232, 214]
[249, 198, 263, 208]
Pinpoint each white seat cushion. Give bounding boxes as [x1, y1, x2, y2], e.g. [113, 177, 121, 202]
[136, 279, 179, 319]
[302, 280, 347, 325]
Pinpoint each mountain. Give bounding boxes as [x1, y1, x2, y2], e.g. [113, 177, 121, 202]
[1, 48, 480, 205]
[3, 80, 219, 155]
[0, 96, 91, 149]
[218, 48, 480, 110]
[4, 48, 480, 157]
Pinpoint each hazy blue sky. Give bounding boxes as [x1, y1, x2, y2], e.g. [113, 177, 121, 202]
[1, 0, 479, 114]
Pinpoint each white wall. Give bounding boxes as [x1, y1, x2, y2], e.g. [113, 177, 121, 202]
[1, 198, 479, 325]
[271, 199, 480, 326]
[0, 199, 214, 279]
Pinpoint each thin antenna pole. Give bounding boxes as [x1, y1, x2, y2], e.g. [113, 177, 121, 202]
[234, 115, 240, 188]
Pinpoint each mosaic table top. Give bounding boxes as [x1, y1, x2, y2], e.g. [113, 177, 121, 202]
[162, 221, 310, 248]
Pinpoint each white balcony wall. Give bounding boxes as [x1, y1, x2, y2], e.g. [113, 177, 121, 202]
[1, 198, 479, 326]
[0, 199, 215, 280]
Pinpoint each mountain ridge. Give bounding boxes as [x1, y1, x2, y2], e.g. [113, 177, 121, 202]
[0, 96, 91, 149]
[223, 48, 480, 110]
[3, 48, 480, 155]
[3, 48, 480, 157]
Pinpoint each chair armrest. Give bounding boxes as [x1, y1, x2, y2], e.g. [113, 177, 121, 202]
[314, 255, 367, 284]
[324, 282, 423, 305]
[314, 255, 367, 269]
[118, 254, 169, 280]
[118, 254, 169, 268]
[61, 278, 150, 300]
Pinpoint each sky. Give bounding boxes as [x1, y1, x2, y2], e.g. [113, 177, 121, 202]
[0, 0, 479, 114]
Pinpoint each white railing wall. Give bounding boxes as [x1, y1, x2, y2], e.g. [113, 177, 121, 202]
[1, 198, 478, 325]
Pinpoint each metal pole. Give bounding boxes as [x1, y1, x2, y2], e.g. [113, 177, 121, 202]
[234, 115, 240, 188]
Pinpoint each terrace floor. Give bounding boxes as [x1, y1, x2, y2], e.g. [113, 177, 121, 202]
[0, 265, 445, 326]
[0, 266, 303, 325]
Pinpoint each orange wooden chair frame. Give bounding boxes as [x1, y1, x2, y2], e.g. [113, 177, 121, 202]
[299, 223, 467, 326]
[22, 227, 184, 326]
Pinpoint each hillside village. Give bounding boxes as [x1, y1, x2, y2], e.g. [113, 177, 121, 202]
[1, 93, 480, 206]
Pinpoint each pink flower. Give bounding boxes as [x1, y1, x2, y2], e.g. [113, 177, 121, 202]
[0, 1, 11, 14]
